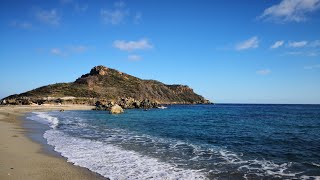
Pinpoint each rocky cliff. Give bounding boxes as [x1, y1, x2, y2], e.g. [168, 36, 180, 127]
[1, 65, 210, 106]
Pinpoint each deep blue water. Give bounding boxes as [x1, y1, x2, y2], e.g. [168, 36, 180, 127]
[27, 104, 320, 179]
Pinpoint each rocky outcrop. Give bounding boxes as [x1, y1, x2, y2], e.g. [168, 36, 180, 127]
[92, 97, 159, 112]
[110, 104, 124, 114]
[1, 65, 211, 105]
[90, 65, 109, 76]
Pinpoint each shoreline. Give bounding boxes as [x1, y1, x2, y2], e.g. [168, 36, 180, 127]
[0, 105, 105, 180]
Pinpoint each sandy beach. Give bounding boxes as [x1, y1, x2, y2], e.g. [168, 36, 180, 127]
[0, 105, 105, 180]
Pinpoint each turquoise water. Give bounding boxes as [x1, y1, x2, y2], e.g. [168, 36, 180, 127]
[27, 104, 320, 179]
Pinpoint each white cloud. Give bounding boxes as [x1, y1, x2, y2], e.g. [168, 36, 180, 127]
[235, 36, 259, 51]
[128, 54, 142, 61]
[304, 64, 320, 69]
[10, 20, 32, 29]
[36, 9, 61, 25]
[270, 40, 284, 49]
[256, 69, 271, 75]
[100, 9, 128, 25]
[288, 41, 308, 47]
[260, 0, 320, 22]
[113, 39, 153, 51]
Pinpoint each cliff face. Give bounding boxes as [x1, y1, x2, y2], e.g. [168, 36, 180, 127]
[2, 65, 210, 105]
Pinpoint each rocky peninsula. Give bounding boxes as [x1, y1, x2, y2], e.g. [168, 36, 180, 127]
[1, 65, 210, 112]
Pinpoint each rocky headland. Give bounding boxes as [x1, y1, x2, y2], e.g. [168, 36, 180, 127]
[1, 65, 211, 112]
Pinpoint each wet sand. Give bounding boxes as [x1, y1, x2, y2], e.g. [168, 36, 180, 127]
[0, 105, 105, 180]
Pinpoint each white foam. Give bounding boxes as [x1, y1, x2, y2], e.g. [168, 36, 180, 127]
[301, 175, 320, 180]
[312, 163, 320, 167]
[44, 129, 207, 180]
[27, 112, 59, 128]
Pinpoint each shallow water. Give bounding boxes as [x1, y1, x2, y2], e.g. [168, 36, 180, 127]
[26, 104, 320, 179]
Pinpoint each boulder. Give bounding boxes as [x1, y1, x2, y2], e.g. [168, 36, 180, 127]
[1, 99, 6, 105]
[110, 104, 124, 114]
[140, 99, 158, 109]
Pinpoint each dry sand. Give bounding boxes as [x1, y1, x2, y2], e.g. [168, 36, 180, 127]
[0, 105, 105, 180]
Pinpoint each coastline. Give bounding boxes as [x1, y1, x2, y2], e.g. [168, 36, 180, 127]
[0, 105, 105, 180]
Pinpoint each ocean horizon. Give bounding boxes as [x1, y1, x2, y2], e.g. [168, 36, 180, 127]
[26, 104, 320, 179]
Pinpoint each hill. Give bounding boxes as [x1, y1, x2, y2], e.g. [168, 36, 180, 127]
[1, 65, 210, 106]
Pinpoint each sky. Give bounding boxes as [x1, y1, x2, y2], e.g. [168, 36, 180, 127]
[0, 0, 320, 104]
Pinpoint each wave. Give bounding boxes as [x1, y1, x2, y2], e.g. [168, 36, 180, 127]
[28, 112, 207, 179]
[98, 129, 305, 178]
[27, 111, 317, 179]
[27, 112, 59, 128]
[44, 129, 207, 179]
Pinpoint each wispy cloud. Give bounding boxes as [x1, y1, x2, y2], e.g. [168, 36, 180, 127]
[309, 40, 320, 47]
[113, 39, 153, 52]
[278, 40, 320, 56]
[50, 45, 90, 56]
[256, 69, 271, 75]
[259, 0, 320, 22]
[36, 9, 61, 25]
[68, 45, 89, 53]
[133, 12, 142, 24]
[288, 41, 308, 48]
[283, 50, 319, 56]
[270, 40, 284, 49]
[128, 54, 142, 61]
[10, 20, 32, 29]
[114, 1, 126, 8]
[304, 64, 320, 69]
[101, 9, 128, 25]
[235, 36, 259, 51]
[60, 0, 73, 4]
[74, 3, 88, 13]
[51, 48, 65, 56]
[283, 51, 304, 56]
[101, 1, 129, 25]
[101, 1, 142, 25]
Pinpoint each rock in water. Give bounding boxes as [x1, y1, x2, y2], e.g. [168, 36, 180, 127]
[110, 104, 124, 114]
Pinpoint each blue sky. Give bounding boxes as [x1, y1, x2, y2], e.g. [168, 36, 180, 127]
[1, 0, 320, 104]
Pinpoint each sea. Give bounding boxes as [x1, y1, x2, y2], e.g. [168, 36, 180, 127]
[26, 104, 320, 180]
